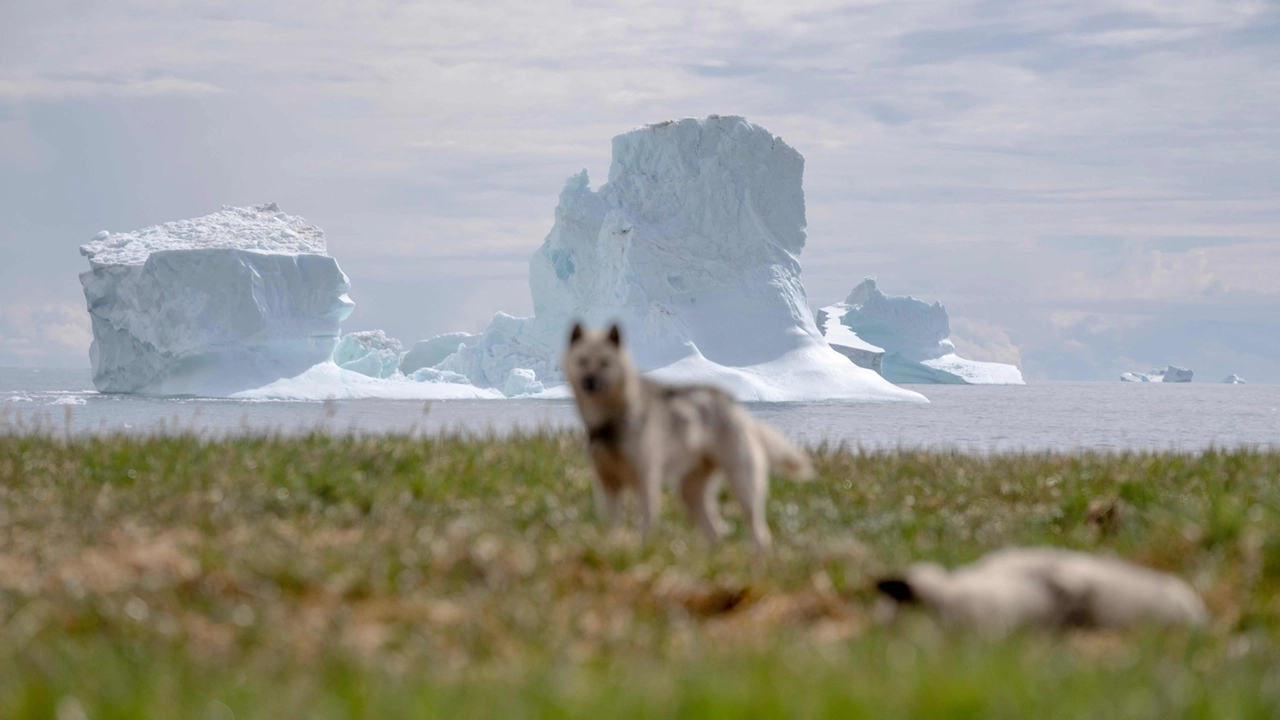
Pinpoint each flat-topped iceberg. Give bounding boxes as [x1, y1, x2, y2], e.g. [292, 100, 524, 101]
[818, 278, 1024, 385]
[426, 116, 923, 403]
[80, 203, 356, 396]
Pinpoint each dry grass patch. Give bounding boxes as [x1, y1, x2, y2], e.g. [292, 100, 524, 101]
[0, 433, 1279, 717]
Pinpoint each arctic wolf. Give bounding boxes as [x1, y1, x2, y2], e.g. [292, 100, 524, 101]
[876, 547, 1207, 635]
[562, 323, 814, 548]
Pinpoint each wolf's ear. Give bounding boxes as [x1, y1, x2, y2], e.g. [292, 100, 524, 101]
[876, 578, 918, 604]
[569, 322, 584, 345]
[606, 323, 622, 347]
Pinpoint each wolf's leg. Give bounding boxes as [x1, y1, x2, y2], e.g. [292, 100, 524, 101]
[702, 472, 729, 538]
[723, 435, 773, 549]
[679, 467, 727, 542]
[636, 459, 663, 540]
[591, 452, 627, 529]
[594, 481, 623, 528]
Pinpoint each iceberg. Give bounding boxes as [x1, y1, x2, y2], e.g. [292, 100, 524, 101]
[818, 278, 1024, 385]
[814, 303, 884, 373]
[410, 367, 473, 384]
[1158, 366, 1193, 383]
[77, 205, 506, 401]
[502, 368, 545, 398]
[400, 332, 477, 375]
[426, 116, 923, 403]
[79, 203, 356, 396]
[1222, 374, 1246, 384]
[232, 362, 500, 400]
[1121, 366, 1193, 383]
[334, 330, 403, 378]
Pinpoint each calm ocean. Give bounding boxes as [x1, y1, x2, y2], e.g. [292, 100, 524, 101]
[3, 368, 1276, 453]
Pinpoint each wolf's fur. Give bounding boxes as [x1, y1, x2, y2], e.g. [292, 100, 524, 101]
[877, 547, 1207, 635]
[563, 323, 814, 548]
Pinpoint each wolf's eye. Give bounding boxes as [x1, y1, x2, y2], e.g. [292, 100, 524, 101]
[578, 358, 588, 369]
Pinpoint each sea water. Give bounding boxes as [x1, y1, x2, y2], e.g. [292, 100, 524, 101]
[2, 368, 1277, 453]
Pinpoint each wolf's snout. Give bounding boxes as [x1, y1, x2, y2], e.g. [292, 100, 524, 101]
[581, 374, 600, 393]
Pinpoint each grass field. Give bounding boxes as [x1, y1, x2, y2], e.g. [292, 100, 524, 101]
[2, 431, 1279, 718]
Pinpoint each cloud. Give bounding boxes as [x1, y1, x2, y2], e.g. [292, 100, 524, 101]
[950, 318, 1023, 367]
[0, 0, 1277, 377]
[0, 302, 92, 365]
[0, 74, 226, 103]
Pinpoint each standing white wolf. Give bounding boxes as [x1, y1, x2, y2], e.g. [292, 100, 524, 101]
[562, 323, 814, 548]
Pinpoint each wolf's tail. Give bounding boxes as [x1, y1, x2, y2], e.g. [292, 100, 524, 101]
[750, 420, 816, 480]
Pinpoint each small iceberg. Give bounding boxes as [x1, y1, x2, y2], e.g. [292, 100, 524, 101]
[1121, 365, 1193, 383]
[400, 333, 477, 375]
[334, 330, 403, 379]
[232, 362, 500, 400]
[817, 278, 1024, 385]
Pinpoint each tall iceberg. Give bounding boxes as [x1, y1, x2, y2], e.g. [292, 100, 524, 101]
[79, 203, 356, 395]
[818, 278, 1024, 385]
[431, 116, 923, 402]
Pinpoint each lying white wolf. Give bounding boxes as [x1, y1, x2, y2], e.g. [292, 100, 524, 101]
[877, 547, 1208, 634]
[563, 323, 814, 548]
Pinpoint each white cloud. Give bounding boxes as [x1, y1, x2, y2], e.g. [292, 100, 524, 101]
[950, 318, 1023, 366]
[0, 302, 92, 365]
[0, 74, 225, 102]
[0, 0, 1277, 377]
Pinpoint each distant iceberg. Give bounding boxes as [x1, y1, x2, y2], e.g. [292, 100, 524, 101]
[233, 362, 499, 400]
[817, 278, 1024, 385]
[814, 304, 883, 373]
[1223, 374, 1246, 384]
[400, 333, 477, 375]
[79, 203, 356, 396]
[424, 116, 924, 403]
[1121, 365, 1193, 383]
[79, 206, 500, 400]
[334, 330, 403, 379]
[502, 368, 545, 398]
[79, 118, 932, 403]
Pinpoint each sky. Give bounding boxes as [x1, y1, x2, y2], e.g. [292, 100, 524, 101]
[1, 0, 1277, 382]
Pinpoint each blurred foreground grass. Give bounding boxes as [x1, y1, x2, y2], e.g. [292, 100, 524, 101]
[2, 432, 1280, 718]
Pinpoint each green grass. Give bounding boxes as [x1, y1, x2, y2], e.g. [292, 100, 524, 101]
[2, 432, 1280, 718]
